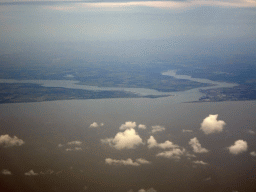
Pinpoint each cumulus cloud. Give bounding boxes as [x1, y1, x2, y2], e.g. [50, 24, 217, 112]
[228, 140, 248, 155]
[0, 134, 24, 148]
[138, 124, 146, 129]
[25, 170, 39, 176]
[182, 129, 193, 133]
[66, 147, 82, 151]
[67, 141, 82, 145]
[250, 151, 256, 156]
[119, 121, 137, 130]
[105, 158, 151, 166]
[138, 188, 157, 192]
[156, 148, 185, 160]
[89, 122, 104, 128]
[136, 158, 151, 164]
[147, 136, 158, 148]
[248, 130, 255, 135]
[193, 160, 208, 165]
[1, 169, 12, 175]
[151, 125, 165, 133]
[101, 128, 143, 150]
[58, 144, 63, 147]
[200, 114, 226, 134]
[147, 136, 178, 149]
[105, 158, 140, 166]
[189, 137, 209, 153]
[89, 122, 99, 128]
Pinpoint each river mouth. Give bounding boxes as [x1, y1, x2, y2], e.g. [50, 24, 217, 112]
[0, 70, 237, 102]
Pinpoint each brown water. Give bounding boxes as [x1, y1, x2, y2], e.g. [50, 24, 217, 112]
[0, 97, 255, 192]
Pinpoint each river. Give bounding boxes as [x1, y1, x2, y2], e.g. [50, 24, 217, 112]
[0, 70, 237, 103]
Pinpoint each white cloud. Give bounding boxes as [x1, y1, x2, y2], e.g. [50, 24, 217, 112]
[89, 122, 99, 128]
[193, 160, 208, 165]
[136, 158, 151, 164]
[101, 128, 143, 150]
[151, 125, 165, 133]
[156, 148, 185, 160]
[200, 114, 226, 134]
[89, 122, 104, 128]
[189, 137, 209, 153]
[182, 129, 193, 133]
[19, 0, 256, 13]
[58, 144, 63, 147]
[66, 147, 82, 151]
[67, 141, 82, 145]
[105, 158, 140, 166]
[105, 158, 151, 166]
[78, 1, 256, 9]
[138, 188, 157, 192]
[250, 151, 256, 156]
[24, 170, 39, 176]
[0, 134, 24, 148]
[147, 136, 178, 149]
[119, 121, 137, 130]
[1, 169, 12, 175]
[147, 136, 158, 148]
[248, 130, 255, 135]
[228, 140, 248, 155]
[138, 124, 147, 129]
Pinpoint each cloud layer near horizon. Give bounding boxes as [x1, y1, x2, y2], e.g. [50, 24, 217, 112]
[1, 0, 255, 9]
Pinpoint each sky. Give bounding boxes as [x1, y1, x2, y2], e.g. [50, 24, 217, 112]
[1, 0, 256, 43]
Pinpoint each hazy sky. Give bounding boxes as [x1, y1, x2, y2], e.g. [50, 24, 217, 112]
[1, 0, 256, 43]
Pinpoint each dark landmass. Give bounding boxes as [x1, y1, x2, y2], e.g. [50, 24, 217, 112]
[0, 83, 172, 104]
[0, 53, 211, 93]
[173, 55, 256, 102]
[1, 49, 256, 103]
[198, 84, 256, 102]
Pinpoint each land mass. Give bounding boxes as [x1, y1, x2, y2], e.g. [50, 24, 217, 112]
[1, 51, 256, 103]
[198, 84, 256, 102]
[0, 83, 172, 104]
